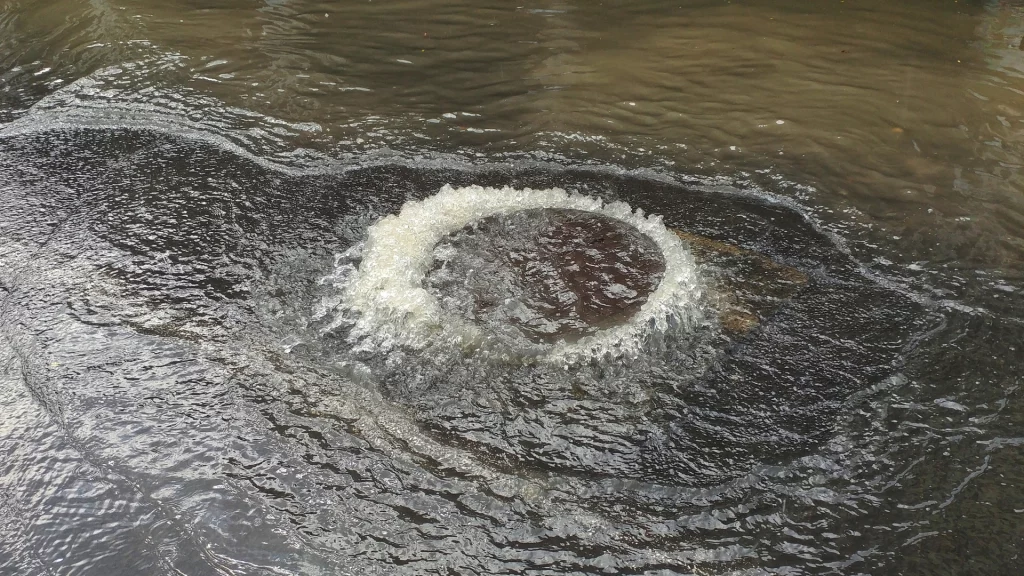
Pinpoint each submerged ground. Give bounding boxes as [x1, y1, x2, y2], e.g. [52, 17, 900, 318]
[2, 1, 1024, 574]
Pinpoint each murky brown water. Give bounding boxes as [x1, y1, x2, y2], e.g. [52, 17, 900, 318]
[2, 0, 1024, 574]
[6, 0, 1024, 275]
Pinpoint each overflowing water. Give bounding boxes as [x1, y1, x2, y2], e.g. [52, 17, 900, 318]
[2, 1, 1024, 575]
[330, 185, 705, 361]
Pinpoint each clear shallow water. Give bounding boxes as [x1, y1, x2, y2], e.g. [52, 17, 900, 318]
[1, 1, 1023, 575]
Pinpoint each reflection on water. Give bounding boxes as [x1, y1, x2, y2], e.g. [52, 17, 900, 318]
[2, 0, 1024, 574]
[4, 0, 1022, 274]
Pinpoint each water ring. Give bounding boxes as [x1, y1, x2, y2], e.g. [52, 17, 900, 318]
[340, 185, 706, 361]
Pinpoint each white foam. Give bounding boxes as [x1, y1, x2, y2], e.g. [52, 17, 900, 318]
[333, 185, 706, 361]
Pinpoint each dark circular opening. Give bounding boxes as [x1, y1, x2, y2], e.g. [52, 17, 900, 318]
[424, 208, 667, 343]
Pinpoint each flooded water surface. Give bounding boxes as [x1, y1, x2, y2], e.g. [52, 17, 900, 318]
[2, 1, 1024, 574]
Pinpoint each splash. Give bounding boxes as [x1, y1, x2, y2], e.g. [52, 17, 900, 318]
[328, 185, 707, 361]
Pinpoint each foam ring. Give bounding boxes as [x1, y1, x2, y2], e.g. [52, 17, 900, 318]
[341, 185, 706, 361]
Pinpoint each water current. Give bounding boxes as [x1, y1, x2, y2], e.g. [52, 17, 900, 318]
[2, 1, 1024, 575]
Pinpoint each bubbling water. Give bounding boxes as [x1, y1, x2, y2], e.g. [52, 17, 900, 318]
[329, 185, 707, 362]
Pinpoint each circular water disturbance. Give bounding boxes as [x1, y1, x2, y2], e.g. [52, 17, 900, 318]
[336, 185, 705, 360]
[424, 208, 666, 344]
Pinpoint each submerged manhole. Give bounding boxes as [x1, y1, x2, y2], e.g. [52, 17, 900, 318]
[337, 185, 705, 360]
[424, 208, 667, 343]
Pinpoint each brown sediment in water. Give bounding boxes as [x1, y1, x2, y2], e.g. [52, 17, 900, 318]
[425, 208, 666, 343]
[424, 207, 806, 343]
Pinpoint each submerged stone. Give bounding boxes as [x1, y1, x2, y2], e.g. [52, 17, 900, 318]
[674, 230, 808, 337]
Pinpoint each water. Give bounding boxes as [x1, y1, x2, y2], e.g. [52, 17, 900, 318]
[336, 185, 703, 360]
[1, 1, 1023, 574]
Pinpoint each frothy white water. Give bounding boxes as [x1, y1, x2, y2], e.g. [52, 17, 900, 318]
[325, 185, 707, 362]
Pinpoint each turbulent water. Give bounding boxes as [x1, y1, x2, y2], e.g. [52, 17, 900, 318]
[2, 1, 1024, 575]
[335, 185, 704, 360]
